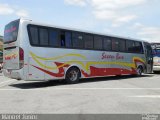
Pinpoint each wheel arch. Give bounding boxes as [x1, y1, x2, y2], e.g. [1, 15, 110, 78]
[136, 62, 145, 72]
[64, 65, 81, 79]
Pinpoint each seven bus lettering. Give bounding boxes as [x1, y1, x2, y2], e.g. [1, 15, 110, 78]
[101, 52, 115, 59]
[101, 52, 124, 60]
[116, 53, 124, 60]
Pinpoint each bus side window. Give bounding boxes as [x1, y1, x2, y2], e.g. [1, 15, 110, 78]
[94, 35, 103, 50]
[60, 31, 65, 47]
[65, 32, 72, 48]
[103, 37, 112, 51]
[60, 31, 72, 48]
[119, 39, 126, 52]
[72, 32, 84, 49]
[134, 41, 143, 53]
[29, 26, 39, 45]
[112, 38, 119, 51]
[84, 34, 94, 49]
[39, 28, 49, 46]
[49, 29, 59, 47]
[126, 40, 135, 53]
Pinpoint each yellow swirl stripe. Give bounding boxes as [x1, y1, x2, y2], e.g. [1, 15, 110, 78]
[56, 61, 135, 72]
[30, 52, 144, 72]
[86, 61, 135, 69]
[30, 52, 87, 70]
[30, 55, 135, 72]
[133, 57, 145, 63]
[30, 52, 86, 61]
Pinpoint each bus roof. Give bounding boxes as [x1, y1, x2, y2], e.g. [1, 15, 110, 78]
[21, 18, 149, 43]
[151, 43, 160, 49]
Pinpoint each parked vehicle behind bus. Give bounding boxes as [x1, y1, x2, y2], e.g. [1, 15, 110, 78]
[3, 19, 153, 83]
[151, 43, 160, 73]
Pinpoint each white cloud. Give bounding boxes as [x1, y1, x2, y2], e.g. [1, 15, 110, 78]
[115, 15, 137, 23]
[0, 3, 29, 18]
[112, 15, 137, 27]
[64, 0, 147, 27]
[133, 23, 160, 43]
[91, 0, 147, 27]
[64, 0, 87, 6]
[103, 28, 112, 33]
[91, 0, 146, 10]
[138, 27, 160, 43]
[16, 10, 29, 18]
[0, 4, 14, 15]
[133, 22, 144, 29]
[93, 10, 116, 20]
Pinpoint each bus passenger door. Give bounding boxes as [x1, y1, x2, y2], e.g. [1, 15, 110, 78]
[144, 42, 153, 73]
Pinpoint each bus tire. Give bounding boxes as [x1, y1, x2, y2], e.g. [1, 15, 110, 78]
[136, 66, 143, 76]
[153, 71, 160, 74]
[65, 67, 80, 84]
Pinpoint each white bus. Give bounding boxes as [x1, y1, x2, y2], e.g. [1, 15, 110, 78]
[152, 43, 160, 73]
[3, 19, 153, 83]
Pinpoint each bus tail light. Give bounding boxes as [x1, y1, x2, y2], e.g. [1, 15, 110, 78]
[19, 47, 24, 68]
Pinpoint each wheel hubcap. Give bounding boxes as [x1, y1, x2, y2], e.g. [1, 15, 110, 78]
[69, 70, 78, 81]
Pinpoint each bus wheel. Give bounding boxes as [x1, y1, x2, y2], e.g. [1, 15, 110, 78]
[153, 71, 160, 74]
[136, 66, 143, 76]
[65, 67, 80, 84]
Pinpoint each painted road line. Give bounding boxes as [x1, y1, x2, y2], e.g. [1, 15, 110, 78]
[129, 95, 160, 98]
[45, 88, 160, 90]
[0, 80, 17, 88]
[1, 88, 160, 91]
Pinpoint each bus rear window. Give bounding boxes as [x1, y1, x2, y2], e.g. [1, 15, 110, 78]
[4, 19, 20, 43]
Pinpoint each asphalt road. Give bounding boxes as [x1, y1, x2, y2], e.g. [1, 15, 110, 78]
[0, 73, 160, 114]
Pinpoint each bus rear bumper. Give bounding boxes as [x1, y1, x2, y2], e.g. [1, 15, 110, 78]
[153, 66, 160, 72]
[2, 69, 23, 80]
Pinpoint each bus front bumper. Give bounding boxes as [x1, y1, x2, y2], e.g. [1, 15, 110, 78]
[153, 66, 160, 72]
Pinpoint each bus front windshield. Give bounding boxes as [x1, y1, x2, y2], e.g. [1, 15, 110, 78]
[4, 19, 19, 43]
[153, 48, 160, 57]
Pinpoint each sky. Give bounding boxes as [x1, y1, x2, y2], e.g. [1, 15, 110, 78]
[0, 0, 160, 42]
